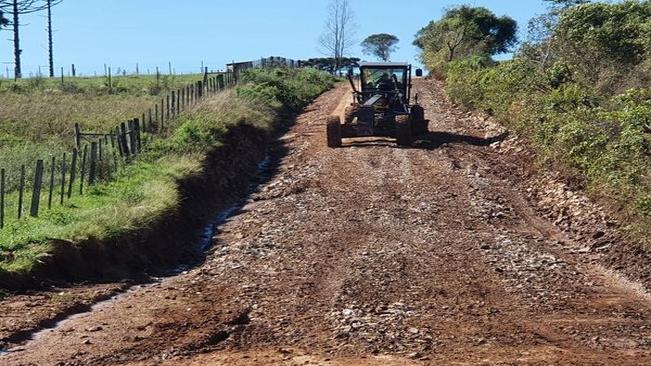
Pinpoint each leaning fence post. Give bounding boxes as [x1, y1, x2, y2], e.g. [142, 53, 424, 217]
[0, 168, 5, 229]
[30, 159, 44, 217]
[89, 142, 98, 185]
[79, 145, 88, 195]
[68, 149, 77, 198]
[18, 165, 25, 219]
[48, 156, 55, 209]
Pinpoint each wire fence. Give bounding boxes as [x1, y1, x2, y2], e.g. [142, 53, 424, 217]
[0, 56, 303, 230]
[0, 70, 238, 229]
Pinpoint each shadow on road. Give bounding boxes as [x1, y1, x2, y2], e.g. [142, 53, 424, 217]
[341, 131, 510, 150]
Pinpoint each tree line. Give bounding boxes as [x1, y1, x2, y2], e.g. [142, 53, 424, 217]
[0, 0, 63, 79]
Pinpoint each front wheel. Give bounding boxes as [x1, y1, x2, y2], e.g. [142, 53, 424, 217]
[396, 115, 412, 147]
[326, 116, 342, 148]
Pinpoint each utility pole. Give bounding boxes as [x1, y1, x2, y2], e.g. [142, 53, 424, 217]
[47, 0, 54, 77]
[12, 0, 21, 79]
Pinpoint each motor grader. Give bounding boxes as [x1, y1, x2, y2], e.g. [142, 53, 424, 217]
[326, 62, 428, 148]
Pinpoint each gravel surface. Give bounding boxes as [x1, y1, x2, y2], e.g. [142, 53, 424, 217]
[1, 80, 650, 365]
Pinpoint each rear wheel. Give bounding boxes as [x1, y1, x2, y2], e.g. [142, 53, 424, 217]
[326, 116, 342, 148]
[410, 105, 427, 135]
[396, 115, 412, 147]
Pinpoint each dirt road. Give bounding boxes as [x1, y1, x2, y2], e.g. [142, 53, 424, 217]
[3, 80, 651, 365]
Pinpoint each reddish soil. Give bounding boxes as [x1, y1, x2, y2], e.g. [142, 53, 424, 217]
[1, 80, 650, 365]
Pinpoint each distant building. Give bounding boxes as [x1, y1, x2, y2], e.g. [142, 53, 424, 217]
[226, 61, 254, 74]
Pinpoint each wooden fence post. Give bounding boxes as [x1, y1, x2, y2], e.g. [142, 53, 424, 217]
[30, 159, 44, 217]
[98, 139, 104, 180]
[134, 118, 142, 152]
[155, 104, 159, 128]
[79, 145, 88, 194]
[160, 99, 165, 129]
[148, 109, 153, 130]
[18, 165, 25, 219]
[48, 156, 55, 209]
[171, 91, 176, 117]
[60, 152, 67, 204]
[176, 89, 180, 114]
[89, 142, 98, 185]
[120, 122, 130, 159]
[142, 113, 147, 132]
[74, 123, 81, 148]
[166, 95, 170, 123]
[128, 120, 137, 155]
[68, 149, 77, 199]
[0, 168, 4, 229]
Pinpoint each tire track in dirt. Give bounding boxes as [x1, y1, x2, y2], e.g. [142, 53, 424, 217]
[2, 81, 650, 365]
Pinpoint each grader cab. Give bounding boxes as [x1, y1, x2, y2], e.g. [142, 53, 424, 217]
[326, 62, 428, 148]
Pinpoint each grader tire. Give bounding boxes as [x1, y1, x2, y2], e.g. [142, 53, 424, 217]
[396, 115, 413, 147]
[326, 116, 342, 148]
[410, 105, 427, 135]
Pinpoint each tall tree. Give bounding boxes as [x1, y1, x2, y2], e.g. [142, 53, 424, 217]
[0, 0, 61, 79]
[414, 6, 517, 70]
[361, 33, 399, 61]
[319, 0, 356, 72]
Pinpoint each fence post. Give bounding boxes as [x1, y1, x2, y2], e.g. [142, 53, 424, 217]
[0, 168, 4, 229]
[176, 89, 180, 114]
[120, 122, 131, 159]
[18, 165, 25, 219]
[48, 156, 55, 209]
[142, 113, 147, 132]
[166, 95, 170, 123]
[148, 109, 153, 131]
[171, 91, 176, 117]
[160, 99, 165, 129]
[154, 104, 159, 129]
[128, 120, 137, 155]
[98, 139, 104, 180]
[79, 145, 88, 194]
[134, 118, 142, 152]
[75, 123, 81, 148]
[60, 152, 67, 204]
[89, 142, 98, 185]
[68, 149, 77, 198]
[30, 160, 44, 217]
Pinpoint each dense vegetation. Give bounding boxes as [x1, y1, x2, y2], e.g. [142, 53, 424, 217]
[0, 67, 335, 275]
[418, 1, 651, 244]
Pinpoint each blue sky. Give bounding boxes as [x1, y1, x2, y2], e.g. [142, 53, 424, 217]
[0, 0, 549, 77]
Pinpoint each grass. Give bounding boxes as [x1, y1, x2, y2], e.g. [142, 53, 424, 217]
[0, 67, 336, 276]
[0, 73, 205, 195]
